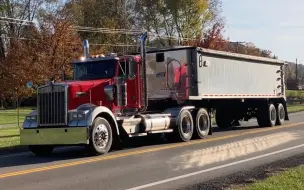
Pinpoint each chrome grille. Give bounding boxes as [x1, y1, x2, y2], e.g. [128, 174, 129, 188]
[37, 84, 68, 126]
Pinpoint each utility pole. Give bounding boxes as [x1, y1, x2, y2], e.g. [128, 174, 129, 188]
[296, 58, 298, 89]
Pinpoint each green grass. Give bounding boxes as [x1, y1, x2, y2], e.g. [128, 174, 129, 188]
[0, 128, 20, 148]
[0, 108, 33, 125]
[239, 165, 304, 190]
[0, 128, 20, 137]
[286, 90, 304, 99]
[287, 104, 304, 113]
[0, 136, 20, 148]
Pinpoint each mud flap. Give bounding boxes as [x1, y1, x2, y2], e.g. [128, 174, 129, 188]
[282, 100, 290, 121]
[208, 115, 213, 135]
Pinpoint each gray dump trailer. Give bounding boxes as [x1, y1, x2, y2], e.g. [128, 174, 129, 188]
[21, 34, 289, 156]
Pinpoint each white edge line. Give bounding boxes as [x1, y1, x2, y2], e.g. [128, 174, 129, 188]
[126, 143, 304, 190]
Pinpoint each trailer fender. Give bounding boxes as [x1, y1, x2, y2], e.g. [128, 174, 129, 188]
[71, 103, 120, 136]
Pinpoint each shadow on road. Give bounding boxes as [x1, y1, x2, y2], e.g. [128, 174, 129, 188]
[0, 124, 262, 169]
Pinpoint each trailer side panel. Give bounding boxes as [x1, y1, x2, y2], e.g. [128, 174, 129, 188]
[192, 49, 285, 99]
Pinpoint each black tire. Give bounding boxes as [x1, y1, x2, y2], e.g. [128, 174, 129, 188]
[193, 108, 210, 139]
[257, 103, 277, 127]
[276, 103, 285, 125]
[87, 117, 113, 155]
[28, 145, 54, 156]
[174, 109, 194, 142]
[215, 108, 233, 129]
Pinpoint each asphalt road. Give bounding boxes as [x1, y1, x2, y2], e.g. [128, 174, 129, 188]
[1, 112, 304, 190]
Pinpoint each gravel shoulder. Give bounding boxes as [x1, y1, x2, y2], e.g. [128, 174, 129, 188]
[179, 152, 304, 190]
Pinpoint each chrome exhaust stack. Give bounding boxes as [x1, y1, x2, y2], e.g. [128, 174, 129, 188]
[139, 32, 148, 112]
[83, 39, 90, 58]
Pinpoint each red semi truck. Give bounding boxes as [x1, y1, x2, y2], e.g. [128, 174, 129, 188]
[21, 32, 289, 156]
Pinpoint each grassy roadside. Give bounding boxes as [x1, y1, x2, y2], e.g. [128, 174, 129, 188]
[238, 165, 304, 190]
[0, 108, 32, 125]
[287, 104, 304, 113]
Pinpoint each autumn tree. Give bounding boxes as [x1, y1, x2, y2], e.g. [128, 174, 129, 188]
[65, 0, 138, 54]
[0, 1, 82, 105]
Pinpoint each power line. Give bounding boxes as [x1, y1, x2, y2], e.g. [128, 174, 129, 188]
[0, 17, 204, 41]
[0, 16, 34, 23]
[0, 20, 33, 26]
[0, 17, 236, 45]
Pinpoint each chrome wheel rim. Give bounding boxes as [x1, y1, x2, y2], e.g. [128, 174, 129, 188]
[198, 114, 208, 131]
[93, 124, 109, 149]
[270, 107, 276, 121]
[279, 106, 285, 120]
[181, 116, 191, 134]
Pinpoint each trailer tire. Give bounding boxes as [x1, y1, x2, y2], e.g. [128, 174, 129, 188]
[215, 108, 233, 129]
[276, 103, 285, 126]
[28, 145, 54, 156]
[257, 103, 276, 127]
[193, 108, 210, 139]
[87, 117, 113, 155]
[174, 109, 194, 142]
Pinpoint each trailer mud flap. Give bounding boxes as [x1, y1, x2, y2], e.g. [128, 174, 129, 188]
[282, 101, 290, 121]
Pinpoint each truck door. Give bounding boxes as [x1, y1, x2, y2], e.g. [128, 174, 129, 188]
[118, 59, 138, 108]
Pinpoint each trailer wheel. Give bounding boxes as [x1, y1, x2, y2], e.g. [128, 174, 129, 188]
[87, 117, 113, 155]
[175, 109, 194, 142]
[28, 145, 54, 156]
[193, 108, 210, 139]
[257, 103, 277, 127]
[215, 108, 233, 129]
[276, 103, 285, 125]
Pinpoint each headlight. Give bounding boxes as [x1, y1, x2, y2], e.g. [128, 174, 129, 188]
[26, 115, 37, 121]
[69, 110, 89, 121]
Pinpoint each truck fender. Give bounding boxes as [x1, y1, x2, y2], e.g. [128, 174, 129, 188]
[75, 104, 120, 136]
[164, 106, 195, 125]
[22, 110, 38, 129]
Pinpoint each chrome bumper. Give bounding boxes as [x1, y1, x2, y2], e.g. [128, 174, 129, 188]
[20, 127, 89, 145]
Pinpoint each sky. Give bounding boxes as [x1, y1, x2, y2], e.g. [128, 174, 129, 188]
[221, 0, 304, 63]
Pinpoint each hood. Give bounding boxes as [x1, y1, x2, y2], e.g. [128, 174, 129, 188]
[59, 79, 112, 110]
[60, 79, 111, 92]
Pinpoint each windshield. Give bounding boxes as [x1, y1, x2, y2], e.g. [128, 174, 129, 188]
[73, 59, 117, 81]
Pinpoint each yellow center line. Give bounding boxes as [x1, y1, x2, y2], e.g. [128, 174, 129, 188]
[0, 122, 304, 179]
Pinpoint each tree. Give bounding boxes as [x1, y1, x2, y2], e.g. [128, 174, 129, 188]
[134, 0, 223, 46]
[0, 1, 82, 102]
[65, 0, 138, 54]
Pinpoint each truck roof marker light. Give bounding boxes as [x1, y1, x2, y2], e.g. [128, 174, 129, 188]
[80, 56, 86, 61]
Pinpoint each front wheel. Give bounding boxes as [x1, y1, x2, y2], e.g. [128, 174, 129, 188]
[87, 117, 113, 155]
[28, 145, 54, 156]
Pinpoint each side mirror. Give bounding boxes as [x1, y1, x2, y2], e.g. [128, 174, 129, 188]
[26, 81, 37, 90]
[26, 81, 33, 89]
[128, 61, 136, 79]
